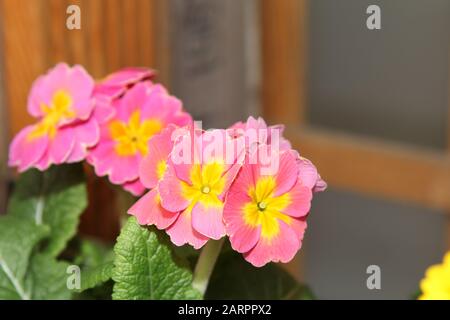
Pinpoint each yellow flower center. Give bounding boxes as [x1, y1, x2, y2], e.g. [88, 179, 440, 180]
[109, 110, 163, 156]
[201, 186, 211, 194]
[181, 162, 226, 212]
[257, 201, 267, 211]
[243, 176, 292, 241]
[27, 90, 74, 140]
[156, 160, 168, 180]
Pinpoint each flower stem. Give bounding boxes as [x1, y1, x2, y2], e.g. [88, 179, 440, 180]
[192, 238, 225, 296]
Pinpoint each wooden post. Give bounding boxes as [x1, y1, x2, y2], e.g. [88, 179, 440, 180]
[169, 0, 249, 128]
[261, 0, 307, 126]
[0, 21, 8, 214]
[261, 0, 308, 281]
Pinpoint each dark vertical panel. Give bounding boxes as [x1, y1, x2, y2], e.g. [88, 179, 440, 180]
[170, 0, 248, 128]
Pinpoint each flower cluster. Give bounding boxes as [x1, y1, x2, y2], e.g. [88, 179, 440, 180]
[9, 64, 191, 196]
[9, 63, 326, 267]
[87, 68, 191, 195]
[129, 117, 326, 267]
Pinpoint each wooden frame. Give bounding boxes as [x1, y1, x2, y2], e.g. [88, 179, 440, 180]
[261, 0, 450, 278]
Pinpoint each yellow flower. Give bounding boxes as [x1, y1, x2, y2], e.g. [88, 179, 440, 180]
[419, 252, 450, 300]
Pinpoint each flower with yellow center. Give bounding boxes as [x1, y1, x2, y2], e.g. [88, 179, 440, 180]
[181, 162, 226, 212]
[109, 110, 163, 156]
[156, 160, 168, 180]
[223, 149, 316, 267]
[243, 176, 292, 241]
[27, 90, 75, 140]
[87, 80, 191, 197]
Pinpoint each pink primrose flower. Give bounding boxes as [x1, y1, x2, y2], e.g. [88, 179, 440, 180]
[223, 147, 325, 267]
[9, 63, 98, 172]
[87, 80, 191, 196]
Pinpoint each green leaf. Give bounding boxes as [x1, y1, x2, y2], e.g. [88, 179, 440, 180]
[74, 239, 114, 292]
[75, 239, 115, 268]
[26, 254, 72, 300]
[7, 164, 87, 257]
[80, 261, 114, 292]
[112, 217, 201, 300]
[205, 250, 315, 300]
[0, 215, 48, 299]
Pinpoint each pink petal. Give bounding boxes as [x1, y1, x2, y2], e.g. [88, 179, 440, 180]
[88, 133, 141, 184]
[27, 63, 70, 118]
[227, 161, 255, 195]
[48, 126, 76, 164]
[99, 67, 154, 88]
[223, 191, 260, 253]
[282, 180, 312, 218]
[86, 140, 116, 176]
[115, 82, 149, 122]
[139, 126, 175, 189]
[228, 120, 245, 131]
[272, 150, 298, 197]
[218, 162, 242, 201]
[140, 89, 173, 120]
[297, 157, 319, 189]
[66, 118, 100, 163]
[128, 189, 179, 228]
[170, 126, 201, 183]
[243, 221, 300, 267]
[122, 178, 146, 196]
[92, 95, 116, 124]
[191, 201, 226, 240]
[65, 65, 95, 120]
[313, 175, 327, 192]
[290, 218, 308, 242]
[108, 154, 141, 184]
[93, 85, 124, 101]
[158, 164, 190, 212]
[165, 209, 209, 249]
[8, 125, 48, 172]
[34, 129, 75, 171]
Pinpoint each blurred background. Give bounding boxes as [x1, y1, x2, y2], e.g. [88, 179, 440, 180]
[0, 0, 449, 299]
